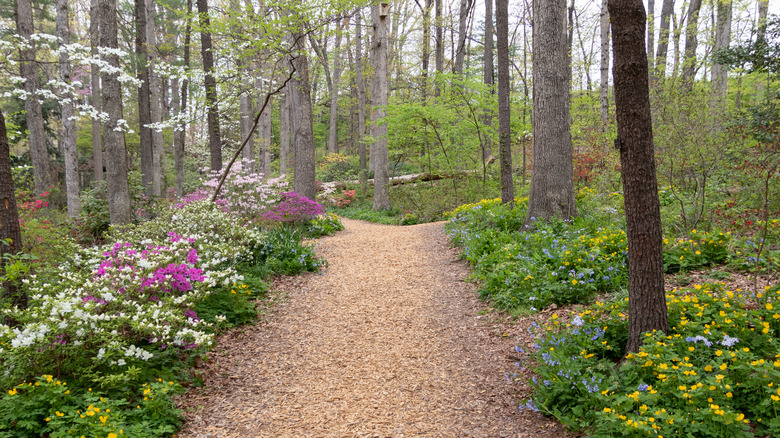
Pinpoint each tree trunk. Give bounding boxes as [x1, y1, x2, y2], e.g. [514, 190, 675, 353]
[453, 0, 472, 76]
[0, 111, 24, 316]
[135, 0, 154, 196]
[421, 0, 432, 102]
[56, 0, 80, 217]
[174, 0, 192, 197]
[600, 0, 611, 123]
[757, 0, 769, 42]
[496, 0, 513, 205]
[356, 8, 368, 190]
[608, 0, 668, 353]
[483, 0, 494, 160]
[526, 0, 577, 225]
[328, 19, 344, 154]
[232, 0, 254, 172]
[16, 0, 50, 196]
[147, 0, 163, 196]
[290, 34, 317, 201]
[100, 0, 133, 224]
[259, 91, 272, 177]
[680, 0, 703, 91]
[671, 5, 684, 77]
[371, 4, 390, 210]
[654, 0, 674, 81]
[647, 0, 655, 82]
[90, 0, 103, 182]
[711, 0, 732, 102]
[197, 0, 222, 171]
[279, 88, 291, 175]
[434, 0, 443, 96]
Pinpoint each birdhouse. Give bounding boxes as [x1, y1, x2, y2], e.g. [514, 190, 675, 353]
[380, 3, 390, 17]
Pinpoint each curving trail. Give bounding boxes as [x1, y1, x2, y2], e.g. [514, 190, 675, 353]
[176, 219, 569, 437]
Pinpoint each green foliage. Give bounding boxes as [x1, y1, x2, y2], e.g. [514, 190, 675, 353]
[662, 229, 730, 273]
[194, 281, 266, 328]
[524, 283, 780, 437]
[304, 213, 345, 238]
[242, 227, 325, 278]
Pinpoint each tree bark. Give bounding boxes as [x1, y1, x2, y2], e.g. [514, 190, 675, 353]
[483, 0, 494, 160]
[434, 0, 443, 96]
[371, 4, 390, 210]
[279, 88, 291, 175]
[197, 0, 222, 171]
[135, 0, 154, 196]
[453, 0, 472, 75]
[100, 0, 133, 224]
[680, 0, 703, 91]
[647, 0, 655, 82]
[90, 0, 103, 182]
[526, 0, 577, 225]
[290, 34, 317, 201]
[757, 0, 769, 42]
[496, 0, 513, 205]
[600, 0, 611, 123]
[16, 0, 51, 196]
[328, 18, 344, 154]
[711, 0, 732, 102]
[259, 91, 272, 177]
[147, 0, 163, 196]
[608, 0, 668, 353]
[56, 0, 80, 217]
[0, 111, 24, 316]
[654, 0, 674, 81]
[174, 0, 192, 196]
[356, 8, 368, 191]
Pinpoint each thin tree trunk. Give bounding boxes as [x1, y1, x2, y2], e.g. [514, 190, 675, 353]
[654, 0, 674, 81]
[147, 0, 163, 196]
[496, 0, 513, 205]
[757, 0, 769, 42]
[198, 0, 223, 171]
[0, 110, 24, 316]
[259, 91, 272, 177]
[356, 8, 368, 191]
[290, 34, 317, 201]
[608, 0, 668, 353]
[328, 18, 344, 154]
[601, 0, 610, 123]
[174, 0, 191, 196]
[647, 0, 655, 82]
[711, 0, 732, 102]
[671, 4, 685, 77]
[483, 0, 494, 160]
[526, 0, 577, 225]
[232, 0, 254, 172]
[56, 0, 80, 217]
[135, 0, 154, 195]
[434, 0, 443, 96]
[279, 88, 291, 175]
[453, 0, 472, 75]
[371, 3, 390, 210]
[16, 0, 50, 196]
[100, 0, 133, 224]
[90, 0, 103, 182]
[421, 0, 432, 102]
[680, 0, 703, 91]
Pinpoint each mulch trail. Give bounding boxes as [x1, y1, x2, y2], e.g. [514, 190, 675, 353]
[175, 218, 572, 437]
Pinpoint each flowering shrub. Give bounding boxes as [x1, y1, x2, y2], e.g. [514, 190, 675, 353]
[522, 283, 780, 437]
[332, 189, 356, 208]
[261, 192, 325, 225]
[199, 159, 288, 222]
[663, 229, 730, 273]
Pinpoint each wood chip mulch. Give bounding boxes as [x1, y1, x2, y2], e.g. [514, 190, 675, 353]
[175, 218, 573, 437]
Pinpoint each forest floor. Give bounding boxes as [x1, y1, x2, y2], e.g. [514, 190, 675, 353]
[175, 218, 573, 437]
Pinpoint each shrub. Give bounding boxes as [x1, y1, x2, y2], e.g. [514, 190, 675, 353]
[261, 192, 325, 225]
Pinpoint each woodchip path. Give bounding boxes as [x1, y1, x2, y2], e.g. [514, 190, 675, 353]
[176, 218, 570, 437]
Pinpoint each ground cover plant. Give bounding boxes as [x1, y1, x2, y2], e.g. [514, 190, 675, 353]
[0, 169, 341, 437]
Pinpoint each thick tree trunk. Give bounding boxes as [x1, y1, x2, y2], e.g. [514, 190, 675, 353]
[496, 0, 513, 205]
[328, 20, 344, 154]
[757, 0, 769, 42]
[16, 0, 50, 196]
[356, 9, 368, 190]
[526, 0, 577, 225]
[100, 0, 133, 224]
[608, 0, 668, 353]
[453, 0, 472, 75]
[147, 0, 163, 196]
[680, 0, 703, 91]
[290, 34, 317, 201]
[711, 0, 732, 102]
[198, 0, 222, 171]
[56, 0, 80, 217]
[90, 0, 103, 182]
[135, 0, 154, 196]
[0, 111, 24, 315]
[371, 4, 390, 210]
[279, 88, 291, 176]
[654, 0, 674, 81]
[600, 0, 611, 123]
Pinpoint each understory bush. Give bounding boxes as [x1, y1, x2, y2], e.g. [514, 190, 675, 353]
[522, 282, 780, 437]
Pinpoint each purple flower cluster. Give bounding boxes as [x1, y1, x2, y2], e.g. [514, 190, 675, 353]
[140, 262, 205, 298]
[261, 191, 325, 224]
